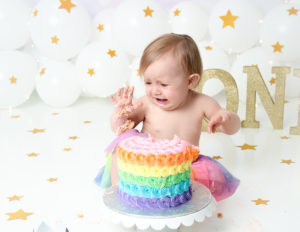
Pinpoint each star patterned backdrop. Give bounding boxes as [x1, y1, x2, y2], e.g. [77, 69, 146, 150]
[0, 0, 300, 231]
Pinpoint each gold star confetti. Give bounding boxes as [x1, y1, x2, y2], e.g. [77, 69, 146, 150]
[88, 68, 95, 76]
[28, 128, 45, 134]
[281, 159, 295, 165]
[77, 214, 84, 218]
[6, 209, 33, 220]
[284, 100, 289, 104]
[52, 112, 59, 115]
[174, 9, 180, 16]
[64, 148, 72, 151]
[220, 10, 238, 28]
[288, 7, 299, 16]
[11, 115, 20, 119]
[269, 77, 276, 85]
[27, 152, 39, 157]
[10, 76, 17, 84]
[84, 121, 91, 124]
[97, 24, 104, 32]
[205, 46, 213, 50]
[281, 136, 289, 139]
[51, 35, 59, 44]
[48, 178, 58, 182]
[59, 0, 76, 13]
[272, 42, 284, 53]
[40, 68, 45, 76]
[8, 195, 23, 201]
[252, 198, 269, 205]
[69, 136, 78, 140]
[237, 144, 257, 150]
[136, 69, 140, 76]
[33, 9, 38, 16]
[143, 6, 154, 17]
[212, 155, 222, 160]
[107, 49, 116, 58]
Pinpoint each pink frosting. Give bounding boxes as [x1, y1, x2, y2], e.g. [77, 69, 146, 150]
[119, 135, 197, 156]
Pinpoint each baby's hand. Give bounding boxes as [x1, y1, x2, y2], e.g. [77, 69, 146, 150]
[207, 109, 231, 134]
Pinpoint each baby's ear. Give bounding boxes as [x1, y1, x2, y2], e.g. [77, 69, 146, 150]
[188, 73, 201, 89]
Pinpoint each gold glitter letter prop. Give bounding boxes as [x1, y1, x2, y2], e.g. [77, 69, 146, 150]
[195, 69, 239, 131]
[290, 68, 300, 135]
[242, 66, 290, 129]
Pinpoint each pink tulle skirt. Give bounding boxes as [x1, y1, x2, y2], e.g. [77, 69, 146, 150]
[95, 129, 240, 201]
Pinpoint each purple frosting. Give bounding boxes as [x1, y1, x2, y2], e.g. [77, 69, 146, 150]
[117, 186, 192, 209]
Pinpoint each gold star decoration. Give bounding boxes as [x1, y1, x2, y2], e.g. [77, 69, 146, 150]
[8, 195, 23, 201]
[97, 24, 104, 32]
[237, 144, 257, 150]
[88, 68, 95, 76]
[84, 120, 91, 124]
[219, 10, 238, 28]
[281, 159, 295, 165]
[288, 7, 299, 16]
[284, 100, 289, 104]
[69, 136, 78, 140]
[51, 35, 59, 44]
[272, 42, 284, 53]
[64, 148, 72, 151]
[281, 136, 289, 139]
[143, 6, 154, 17]
[40, 68, 45, 76]
[205, 46, 213, 50]
[6, 209, 33, 220]
[252, 198, 269, 205]
[174, 9, 180, 16]
[10, 76, 17, 84]
[136, 69, 140, 76]
[28, 128, 45, 134]
[269, 77, 276, 85]
[33, 9, 38, 16]
[48, 177, 58, 182]
[52, 112, 59, 115]
[59, 0, 76, 13]
[212, 155, 222, 160]
[107, 49, 116, 58]
[77, 214, 84, 218]
[11, 115, 20, 119]
[27, 152, 39, 157]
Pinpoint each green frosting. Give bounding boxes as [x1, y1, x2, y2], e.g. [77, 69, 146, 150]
[118, 168, 191, 188]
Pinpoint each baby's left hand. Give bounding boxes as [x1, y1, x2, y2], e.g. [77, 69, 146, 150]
[207, 109, 231, 134]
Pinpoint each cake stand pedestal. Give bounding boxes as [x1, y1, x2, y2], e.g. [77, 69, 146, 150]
[102, 181, 216, 232]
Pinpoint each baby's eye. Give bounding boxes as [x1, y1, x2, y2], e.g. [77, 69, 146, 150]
[161, 83, 168, 87]
[145, 82, 151, 85]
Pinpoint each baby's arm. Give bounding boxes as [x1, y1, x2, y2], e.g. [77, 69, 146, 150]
[110, 86, 144, 135]
[201, 94, 240, 135]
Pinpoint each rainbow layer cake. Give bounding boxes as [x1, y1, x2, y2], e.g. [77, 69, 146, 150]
[117, 135, 199, 209]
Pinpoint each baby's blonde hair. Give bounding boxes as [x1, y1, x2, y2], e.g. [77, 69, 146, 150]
[139, 33, 203, 79]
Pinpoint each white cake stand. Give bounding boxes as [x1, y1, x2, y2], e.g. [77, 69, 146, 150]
[102, 181, 216, 232]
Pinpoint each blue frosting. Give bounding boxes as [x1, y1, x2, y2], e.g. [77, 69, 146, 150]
[118, 178, 190, 198]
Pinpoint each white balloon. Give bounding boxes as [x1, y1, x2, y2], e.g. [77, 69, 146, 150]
[0, 0, 31, 50]
[169, 1, 208, 41]
[260, 3, 300, 62]
[209, 0, 262, 53]
[112, 0, 171, 56]
[76, 42, 130, 97]
[197, 41, 230, 96]
[0, 51, 37, 108]
[35, 60, 81, 107]
[30, 0, 91, 60]
[231, 47, 279, 103]
[128, 57, 145, 99]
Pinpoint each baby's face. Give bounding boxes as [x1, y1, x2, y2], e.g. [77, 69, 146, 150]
[143, 52, 190, 111]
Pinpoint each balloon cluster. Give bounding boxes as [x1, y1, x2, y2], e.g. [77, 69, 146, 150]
[0, 0, 300, 108]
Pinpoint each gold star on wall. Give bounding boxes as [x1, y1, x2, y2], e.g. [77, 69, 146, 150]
[288, 7, 299, 16]
[252, 198, 269, 205]
[280, 136, 289, 139]
[10, 76, 17, 84]
[6, 209, 33, 220]
[205, 46, 213, 50]
[269, 77, 276, 85]
[237, 144, 257, 150]
[40, 68, 45, 76]
[212, 155, 222, 160]
[51, 35, 59, 44]
[27, 152, 39, 157]
[28, 128, 45, 134]
[77, 214, 84, 218]
[88, 68, 95, 76]
[143, 6, 154, 17]
[64, 148, 72, 151]
[52, 112, 59, 115]
[272, 42, 284, 53]
[59, 0, 76, 13]
[33, 9, 38, 16]
[48, 177, 57, 182]
[84, 121, 91, 124]
[284, 100, 289, 103]
[107, 49, 116, 58]
[220, 10, 238, 28]
[281, 159, 295, 165]
[11, 115, 20, 119]
[69, 136, 78, 140]
[8, 195, 23, 201]
[136, 69, 140, 76]
[174, 9, 180, 16]
[97, 24, 104, 32]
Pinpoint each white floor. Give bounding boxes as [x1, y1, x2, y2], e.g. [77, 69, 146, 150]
[0, 91, 299, 232]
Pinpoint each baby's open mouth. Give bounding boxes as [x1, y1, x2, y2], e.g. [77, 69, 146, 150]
[156, 98, 168, 103]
